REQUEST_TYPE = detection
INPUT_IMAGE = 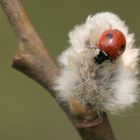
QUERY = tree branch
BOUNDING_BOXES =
[0,0,116,140]
[0,0,59,96]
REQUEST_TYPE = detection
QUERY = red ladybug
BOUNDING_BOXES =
[97,29,126,60]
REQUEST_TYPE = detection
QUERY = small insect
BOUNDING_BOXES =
[94,29,126,64]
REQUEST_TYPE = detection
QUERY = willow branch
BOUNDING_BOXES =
[0,0,59,96]
[0,0,116,140]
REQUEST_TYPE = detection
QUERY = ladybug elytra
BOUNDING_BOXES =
[95,29,126,64]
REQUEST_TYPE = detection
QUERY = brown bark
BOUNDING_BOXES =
[0,0,116,140]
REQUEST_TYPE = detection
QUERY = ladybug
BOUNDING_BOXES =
[94,29,126,64]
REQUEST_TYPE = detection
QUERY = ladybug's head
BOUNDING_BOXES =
[94,29,126,64]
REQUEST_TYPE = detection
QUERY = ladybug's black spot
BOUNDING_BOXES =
[106,33,113,39]
[120,44,126,53]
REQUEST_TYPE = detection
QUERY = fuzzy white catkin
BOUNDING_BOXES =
[55,12,139,114]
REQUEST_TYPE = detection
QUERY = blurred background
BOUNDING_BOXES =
[0,0,140,140]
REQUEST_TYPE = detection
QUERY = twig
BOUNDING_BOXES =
[0,0,116,140]
[0,0,59,96]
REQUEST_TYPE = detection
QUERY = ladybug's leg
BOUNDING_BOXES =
[94,50,110,64]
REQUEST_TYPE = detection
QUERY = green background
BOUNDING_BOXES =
[0,0,140,140]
